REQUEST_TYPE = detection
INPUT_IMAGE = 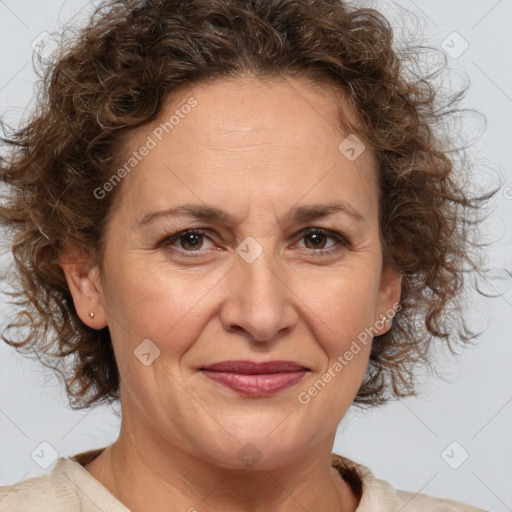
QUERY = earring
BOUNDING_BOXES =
[89,311,95,318]
[379,314,387,322]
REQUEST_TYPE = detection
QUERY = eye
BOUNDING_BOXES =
[159,229,213,253]
[158,227,350,257]
[294,228,350,256]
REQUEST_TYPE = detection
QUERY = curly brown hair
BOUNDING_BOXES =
[0,0,497,410]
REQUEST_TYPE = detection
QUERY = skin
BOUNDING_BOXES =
[59,75,402,512]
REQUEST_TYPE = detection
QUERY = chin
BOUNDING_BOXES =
[194,428,309,471]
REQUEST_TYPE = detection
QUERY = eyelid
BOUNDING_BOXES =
[158,227,351,256]
[298,227,351,250]
[158,228,216,256]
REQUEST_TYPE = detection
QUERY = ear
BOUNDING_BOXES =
[373,264,403,336]
[58,244,107,329]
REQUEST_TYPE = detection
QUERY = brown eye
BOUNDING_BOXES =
[158,227,349,258]
[303,231,330,250]
[178,231,204,251]
[296,228,349,255]
[159,229,214,253]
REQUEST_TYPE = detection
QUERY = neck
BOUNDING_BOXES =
[84,426,360,512]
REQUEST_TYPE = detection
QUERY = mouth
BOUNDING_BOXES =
[200,360,311,397]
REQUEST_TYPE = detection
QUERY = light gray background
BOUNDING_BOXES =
[0,1,511,510]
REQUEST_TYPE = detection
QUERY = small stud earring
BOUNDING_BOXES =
[89,311,95,318]
[379,314,387,322]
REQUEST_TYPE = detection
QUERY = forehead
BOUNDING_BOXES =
[111,75,379,226]
[160,74,360,146]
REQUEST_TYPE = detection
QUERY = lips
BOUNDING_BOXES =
[201,360,308,373]
[200,360,310,396]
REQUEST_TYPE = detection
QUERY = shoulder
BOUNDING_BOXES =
[0,453,97,512]
[0,468,76,512]
[393,488,487,511]
[0,449,129,512]
[331,453,487,512]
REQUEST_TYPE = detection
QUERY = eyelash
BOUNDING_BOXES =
[158,228,350,257]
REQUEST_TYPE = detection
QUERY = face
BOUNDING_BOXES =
[62,75,401,470]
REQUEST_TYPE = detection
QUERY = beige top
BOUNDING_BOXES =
[0,448,485,511]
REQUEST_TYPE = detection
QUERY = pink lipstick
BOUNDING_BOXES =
[200,360,309,397]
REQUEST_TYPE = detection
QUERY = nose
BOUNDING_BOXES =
[219,249,298,343]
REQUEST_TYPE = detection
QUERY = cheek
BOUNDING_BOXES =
[299,275,375,412]
[103,254,225,355]
[293,266,380,346]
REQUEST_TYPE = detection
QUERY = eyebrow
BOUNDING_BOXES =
[138,201,365,228]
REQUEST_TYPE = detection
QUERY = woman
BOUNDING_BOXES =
[0,0,495,510]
